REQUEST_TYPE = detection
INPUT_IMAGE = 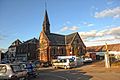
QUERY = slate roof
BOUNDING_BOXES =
[65,32,77,44]
[87,44,120,52]
[24,37,39,44]
[41,10,85,47]
[46,32,78,45]
[9,39,22,48]
[9,38,39,49]
[47,33,65,45]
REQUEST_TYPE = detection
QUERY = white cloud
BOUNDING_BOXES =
[63,21,71,26]
[114,14,120,18]
[69,26,79,31]
[83,22,94,27]
[79,26,120,46]
[60,26,69,32]
[107,27,120,35]
[79,30,97,39]
[60,26,79,32]
[85,39,120,47]
[95,7,120,18]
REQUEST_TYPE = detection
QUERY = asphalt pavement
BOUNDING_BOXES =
[33,61,120,80]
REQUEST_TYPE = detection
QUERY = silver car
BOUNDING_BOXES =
[0,64,28,80]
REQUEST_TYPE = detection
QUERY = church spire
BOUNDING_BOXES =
[42,10,50,34]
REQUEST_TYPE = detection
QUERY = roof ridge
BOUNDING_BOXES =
[70,32,78,44]
[50,33,65,36]
[65,32,78,45]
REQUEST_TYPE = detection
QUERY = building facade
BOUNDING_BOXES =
[16,38,39,61]
[39,10,86,63]
[8,39,22,61]
[7,38,39,62]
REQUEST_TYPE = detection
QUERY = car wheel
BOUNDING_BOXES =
[19,78,24,80]
[11,76,17,80]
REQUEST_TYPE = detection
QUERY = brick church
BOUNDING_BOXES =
[39,10,86,63]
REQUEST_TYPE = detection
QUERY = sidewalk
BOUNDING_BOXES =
[79,61,120,80]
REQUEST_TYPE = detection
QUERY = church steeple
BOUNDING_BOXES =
[42,10,50,34]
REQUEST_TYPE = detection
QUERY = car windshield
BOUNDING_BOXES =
[60,59,67,63]
[20,63,27,69]
[69,58,74,63]
[11,65,21,72]
[0,65,7,73]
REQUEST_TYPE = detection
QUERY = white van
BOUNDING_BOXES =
[52,58,76,69]
[57,56,83,66]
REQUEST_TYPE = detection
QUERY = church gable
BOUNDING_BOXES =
[69,32,86,56]
[65,32,77,45]
[39,31,49,49]
[71,32,85,47]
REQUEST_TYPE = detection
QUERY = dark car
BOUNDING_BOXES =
[19,62,37,78]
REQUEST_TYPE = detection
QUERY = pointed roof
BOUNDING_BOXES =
[43,10,50,26]
[65,32,77,44]
[9,39,22,48]
[24,37,39,44]
[42,10,50,34]
[12,39,22,45]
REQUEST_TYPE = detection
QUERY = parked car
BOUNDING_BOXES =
[83,57,93,63]
[52,58,76,69]
[0,63,28,80]
[19,62,37,78]
[32,60,41,68]
[1,60,10,64]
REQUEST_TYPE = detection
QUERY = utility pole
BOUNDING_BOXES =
[0,50,1,63]
[105,43,110,68]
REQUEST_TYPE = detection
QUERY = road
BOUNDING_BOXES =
[33,61,120,80]
[34,67,92,80]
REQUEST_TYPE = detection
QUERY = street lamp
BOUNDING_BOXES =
[105,43,110,68]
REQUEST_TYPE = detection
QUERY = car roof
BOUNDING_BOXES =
[0,63,20,66]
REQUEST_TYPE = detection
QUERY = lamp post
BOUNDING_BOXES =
[105,43,110,68]
[0,51,1,63]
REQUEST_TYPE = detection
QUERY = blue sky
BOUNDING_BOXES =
[0,0,120,49]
